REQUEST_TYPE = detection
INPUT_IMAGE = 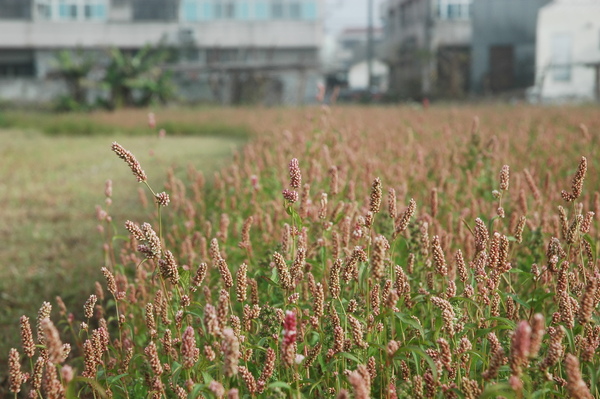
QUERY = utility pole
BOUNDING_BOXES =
[367,0,374,89]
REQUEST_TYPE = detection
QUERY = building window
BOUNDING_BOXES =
[302,1,316,20]
[238,1,249,19]
[224,1,235,18]
[214,1,222,18]
[0,51,35,77]
[255,1,268,19]
[84,1,107,20]
[551,32,572,82]
[37,3,52,19]
[182,0,198,21]
[289,1,301,19]
[213,0,235,19]
[271,0,283,18]
[437,0,471,20]
[58,1,77,19]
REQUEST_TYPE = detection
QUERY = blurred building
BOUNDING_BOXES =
[380,0,472,100]
[534,0,600,102]
[470,0,550,96]
[0,0,323,105]
[324,27,389,100]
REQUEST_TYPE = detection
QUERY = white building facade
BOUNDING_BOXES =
[0,0,324,105]
[535,0,600,102]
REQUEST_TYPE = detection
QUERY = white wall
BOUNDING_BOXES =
[0,20,321,49]
[536,1,600,101]
[348,59,388,90]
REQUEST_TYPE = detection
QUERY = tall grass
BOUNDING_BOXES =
[4,104,600,398]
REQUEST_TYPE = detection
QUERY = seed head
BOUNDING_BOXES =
[20,316,35,358]
[289,158,302,189]
[562,156,587,202]
[257,347,276,392]
[155,191,170,207]
[238,366,257,394]
[509,320,531,376]
[158,250,180,285]
[319,192,328,219]
[578,276,598,325]
[8,348,23,393]
[273,252,292,290]
[111,142,147,182]
[222,328,240,377]
[500,165,510,190]
[474,218,488,252]
[191,262,208,291]
[144,341,163,375]
[565,353,593,399]
[348,315,368,349]
[84,295,97,319]
[369,177,382,213]
[431,235,448,276]
[181,326,199,369]
[282,189,299,203]
[216,258,233,289]
[394,198,416,238]
[349,369,370,399]
[236,262,248,302]
[371,235,390,281]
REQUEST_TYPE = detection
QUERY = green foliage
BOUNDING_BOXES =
[52,49,96,111]
[102,45,176,109]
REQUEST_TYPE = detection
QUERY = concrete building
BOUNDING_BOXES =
[380,0,472,100]
[0,0,323,105]
[324,27,388,93]
[534,0,600,102]
[470,0,550,96]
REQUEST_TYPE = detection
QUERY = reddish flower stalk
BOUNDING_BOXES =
[561,156,587,202]
[181,326,199,369]
[8,348,23,393]
[289,158,302,189]
[565,353,593,399]
[282,310,298,366]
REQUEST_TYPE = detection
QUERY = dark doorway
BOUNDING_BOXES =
[437,46,470,98]
[489,45,514,92]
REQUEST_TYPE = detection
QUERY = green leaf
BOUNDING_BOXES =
[449,295,483,310]
[506,293,531,310]
[396,313,425,337]
[583,233,597,260]
[397,346,438,381]
[338,352,361,363]
[478,382,516,399]
[487,316,517,330]
[190,383,206,398]
[107,373,129,384]
[531,388,556,398]
[268,381,292,391]
[202,371,214,384]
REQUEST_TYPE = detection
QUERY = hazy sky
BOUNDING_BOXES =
[324,0,386,35]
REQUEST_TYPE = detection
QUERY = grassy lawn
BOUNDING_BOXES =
[0,127,245,363]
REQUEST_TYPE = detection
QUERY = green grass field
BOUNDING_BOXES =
[0,126,246,372]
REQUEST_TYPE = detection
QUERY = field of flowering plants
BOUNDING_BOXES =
[4,104,600,398]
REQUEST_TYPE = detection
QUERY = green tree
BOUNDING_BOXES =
[103,45,175,109]
[53,49,95,110]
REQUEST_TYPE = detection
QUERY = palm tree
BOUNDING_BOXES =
[103,45,175,109]
[53,50,95,105]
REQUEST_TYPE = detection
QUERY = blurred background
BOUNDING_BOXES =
[0,0,599,108]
